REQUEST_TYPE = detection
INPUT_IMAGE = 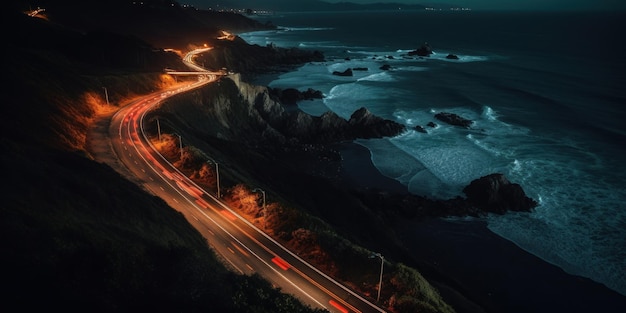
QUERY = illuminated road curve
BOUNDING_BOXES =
[107,49,387,313]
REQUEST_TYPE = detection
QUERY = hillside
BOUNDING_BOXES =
[203,0,425,12]
[2,3,325,313]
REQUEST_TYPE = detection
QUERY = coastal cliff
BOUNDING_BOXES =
[154,73,408,145]
[198,37,325,79]
[152,72,537,217]
[148,69,538,312]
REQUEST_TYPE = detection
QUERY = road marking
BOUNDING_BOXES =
[232,243,249,257]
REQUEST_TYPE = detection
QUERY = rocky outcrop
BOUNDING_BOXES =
[463,173,538,214]
[159,75,406,146]
[356,173,537,220]
[408,42,433,57]
[434,112,473,128]
[280,107,406,143]
[332,68,353,76]
[414,125,427,133]
[349,107,407,139]
[197,38,325,77]
[446,54,459,60]
[282,111,348,143]
[269,87,324,105]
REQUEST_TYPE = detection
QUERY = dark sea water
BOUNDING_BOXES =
[240,10,626,296]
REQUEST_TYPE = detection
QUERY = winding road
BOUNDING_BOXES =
[106,49,386,313]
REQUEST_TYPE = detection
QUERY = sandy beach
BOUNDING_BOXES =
[336,140,626,313]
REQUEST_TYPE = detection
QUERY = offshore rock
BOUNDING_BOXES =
[435,112,473,128]
[463,173,538,214]
[408,42,433,57]
[332,68,353,76]
[414,125,427,133]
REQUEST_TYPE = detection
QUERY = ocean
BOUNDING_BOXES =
[240,9,626,296]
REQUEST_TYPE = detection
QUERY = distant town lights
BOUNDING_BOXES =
[425,7,472,11]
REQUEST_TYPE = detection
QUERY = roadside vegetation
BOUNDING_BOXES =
[152,134,456,313]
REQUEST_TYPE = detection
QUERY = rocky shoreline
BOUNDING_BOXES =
[149,35,626,313]
[335,141,626,313]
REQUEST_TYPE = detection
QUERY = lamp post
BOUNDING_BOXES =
[156,118,161,142]
[103,87,109,105]
[370,252,384,303]
[174,133,183,159]
[252,188,266,228]
[207,159,220,198]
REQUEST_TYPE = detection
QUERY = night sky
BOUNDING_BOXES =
[326,0,626,11]
[188,0,626,11]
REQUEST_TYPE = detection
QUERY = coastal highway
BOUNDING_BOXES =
[107,50,386,313]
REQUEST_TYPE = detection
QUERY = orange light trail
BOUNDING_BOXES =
[271,257,291,271]
[329,299,349,313]
[220,210,237,221]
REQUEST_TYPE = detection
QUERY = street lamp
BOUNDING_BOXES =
[173,133,183,159]
[369,252,384,303]
[103,87,109,105]
[156,118,162,142]
[252,188,266,228]
[207,159,220,198]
